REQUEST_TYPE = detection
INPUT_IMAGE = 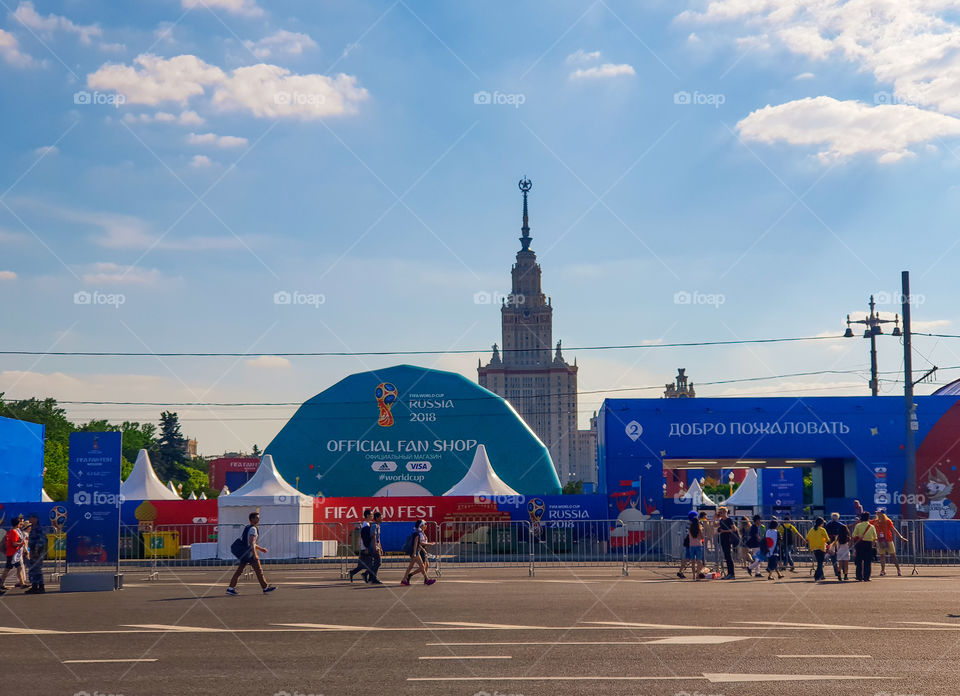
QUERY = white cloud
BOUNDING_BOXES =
[212,64,368,119]
[569,63,636,80]
[912,319,951,332]
[0,270,17,281]
[182,0,263,18]
[0,28,32,66]
[87,53,368,119]
[565,49,602,64]
[245,355,292,369]
[243,30,316,59]
[81,262,165,286]
[678,1,960,129]
[190,154,212,168]
[123,110,205,126]
[12,1,101,44]
[736,96,960,162]
[33,145,58,156]
[795,71,815,80]
[88,54,225,105]
[187,132,248,148]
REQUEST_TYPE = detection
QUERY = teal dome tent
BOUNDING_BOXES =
[265,365,561,497]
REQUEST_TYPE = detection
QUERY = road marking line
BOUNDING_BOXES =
[776,655,871,659]
[899,621,960,627]
[425,622,550,630]
[643,636,747,645]
[583,621,700,630]
[0,627,63,634]
[733,621,859,630]
[419,656,511,660]
[409,676,702,682]
[426,642,655,646]
[704,673,890,683]
[63,659,158,664]
[122,624,224,632]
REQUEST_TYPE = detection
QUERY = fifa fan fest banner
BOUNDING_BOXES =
[67,432,122,565]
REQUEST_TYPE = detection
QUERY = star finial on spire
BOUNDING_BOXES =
[518,177,532,250]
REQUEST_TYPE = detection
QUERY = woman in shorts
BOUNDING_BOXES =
[687,514,705,581]
[401,520,437,586]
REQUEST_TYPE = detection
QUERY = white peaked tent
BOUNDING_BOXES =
[442,444,520,497]
[220,485,230,496]
[679,478,716,507]
[41,489,53,503]
[120,449,181,501]
[166,481,180,498]
[217,454,318,559]
[199,492,207,500]
[187,491,198,500]
[725,469,759,507]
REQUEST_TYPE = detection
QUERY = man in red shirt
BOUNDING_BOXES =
[0,516,25,595]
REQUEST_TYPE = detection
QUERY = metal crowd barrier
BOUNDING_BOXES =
[34,517,960,581]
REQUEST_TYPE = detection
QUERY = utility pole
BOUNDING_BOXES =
[903,271,917,519]
[844,296,901,396]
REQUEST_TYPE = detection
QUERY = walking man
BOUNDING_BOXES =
[25,513,46,594]
[0,516,25,595]
[852,511,878,582]
[226,511,277,595]
[366,512,384,585]
[825,512,846,580]
[716,506,738,579]
[348,509,374,582]
[779,514,801,572]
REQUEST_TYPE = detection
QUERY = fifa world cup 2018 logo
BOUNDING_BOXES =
[375,382,398,427]
[527,498,545,537]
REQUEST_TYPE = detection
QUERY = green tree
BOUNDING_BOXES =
[154,411,189,482]
[562,480,584,495]
[252,444,261,456]
[119,421,157,464]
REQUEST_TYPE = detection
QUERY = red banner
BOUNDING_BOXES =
[314,496,507,525]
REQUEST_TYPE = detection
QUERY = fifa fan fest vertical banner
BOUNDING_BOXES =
[67,432,122,565]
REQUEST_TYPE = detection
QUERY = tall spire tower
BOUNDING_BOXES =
[478,178,597,486]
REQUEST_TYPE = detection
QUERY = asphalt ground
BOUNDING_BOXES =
[2,562,960,696]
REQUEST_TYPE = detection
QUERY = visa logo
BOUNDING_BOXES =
[406,461,432,472]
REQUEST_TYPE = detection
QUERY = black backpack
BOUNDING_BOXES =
[402,531,419,556]
[230,524,253,560]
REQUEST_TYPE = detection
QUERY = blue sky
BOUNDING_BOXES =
[3,0,960,454]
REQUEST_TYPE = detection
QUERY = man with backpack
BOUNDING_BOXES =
[348,509,374,583]
[825,512,850,581]
[778,514,801,572]
[0,516,25,595]
[25,513,47,594]
[226,511,277,595]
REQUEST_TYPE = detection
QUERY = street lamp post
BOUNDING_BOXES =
[844,295,901,396]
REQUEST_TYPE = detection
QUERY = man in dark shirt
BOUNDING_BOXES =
[348,509,374,582]
[824,512,848,581]
[366,512,384,585]
[716,506,738,579]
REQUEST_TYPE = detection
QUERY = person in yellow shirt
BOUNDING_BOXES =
[806,516,830,582]
[852,512,878,581]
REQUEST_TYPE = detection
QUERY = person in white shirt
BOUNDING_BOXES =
[764,519,784,580]
[227,511,277,595]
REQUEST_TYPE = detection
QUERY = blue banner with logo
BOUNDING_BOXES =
[67,432,122,566]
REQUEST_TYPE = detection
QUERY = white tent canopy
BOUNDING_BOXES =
[187,491,198,500]
[166,480,180,497]
[442,444,520,497]
[120,449,181,501]
[217,454,313,559]
[679,478,716,507]
[41,489,53,503]
[220,485,230,496]
[724,469,759,507]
